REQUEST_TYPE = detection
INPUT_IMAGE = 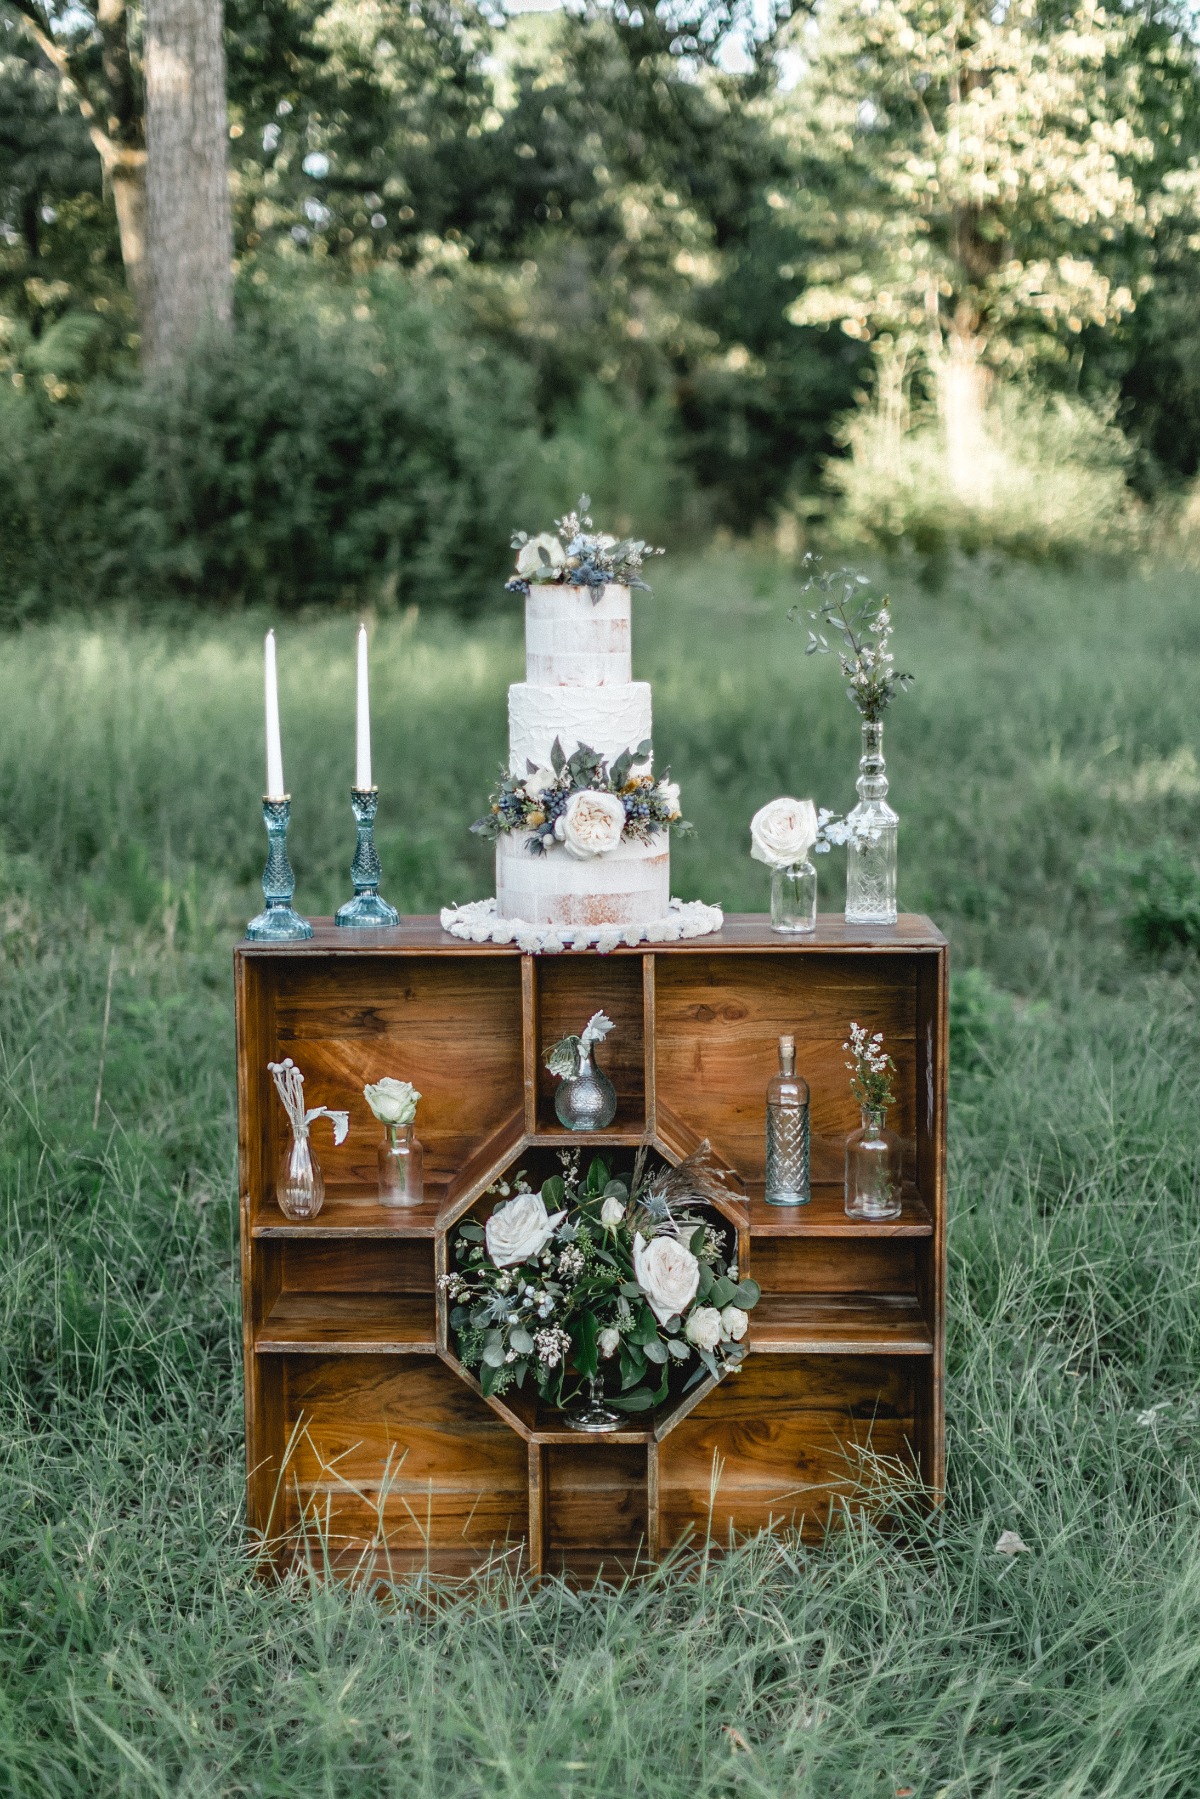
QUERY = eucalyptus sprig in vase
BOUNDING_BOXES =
[798,560,914,925]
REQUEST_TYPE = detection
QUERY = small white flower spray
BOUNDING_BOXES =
[268,1057,350,1145]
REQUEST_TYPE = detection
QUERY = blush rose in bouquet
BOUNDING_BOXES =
[441,1146,760,1414]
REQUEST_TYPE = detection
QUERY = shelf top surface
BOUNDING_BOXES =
[236,911,947,959]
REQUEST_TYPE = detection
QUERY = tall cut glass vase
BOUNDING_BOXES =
[845,720,898,926]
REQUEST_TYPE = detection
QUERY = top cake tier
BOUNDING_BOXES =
[525,583,631,687]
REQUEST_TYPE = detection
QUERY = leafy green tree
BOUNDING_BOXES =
[774,0,1155,494]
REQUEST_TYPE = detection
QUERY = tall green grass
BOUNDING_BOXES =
[1,553,1199,1795]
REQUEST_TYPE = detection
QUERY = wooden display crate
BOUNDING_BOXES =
[236,914,947,1581]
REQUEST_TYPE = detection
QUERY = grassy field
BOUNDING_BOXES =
[1,551,1199,1796]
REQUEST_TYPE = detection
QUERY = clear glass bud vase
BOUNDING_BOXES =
[845,720,898,925]
[277,1127,325,1221]
[555,1045,618,1132]
[770,860,817,934]
[378,1124,424,1207]
[844,1105,902,1220]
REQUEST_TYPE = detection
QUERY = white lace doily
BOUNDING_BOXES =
[439,897,724,954]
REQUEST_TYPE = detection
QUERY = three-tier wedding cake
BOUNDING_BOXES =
[442,502,721,950]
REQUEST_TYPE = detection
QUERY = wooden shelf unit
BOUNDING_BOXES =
[236,912,947,1580]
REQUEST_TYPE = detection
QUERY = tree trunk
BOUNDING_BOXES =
[143,0,232,367]
[107,147,150,335]
[937,321,992,505]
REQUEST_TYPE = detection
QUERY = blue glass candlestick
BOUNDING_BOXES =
[246,797,313,942]
[335,787,399,928]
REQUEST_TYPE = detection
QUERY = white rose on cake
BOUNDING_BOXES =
[656,779,682,820]
[485,1192,566,1267]
[750,796,818,868]
[523,765,558,800]
[633,1231,700,1324]
[554,790,627,859]
[516,533,566,581]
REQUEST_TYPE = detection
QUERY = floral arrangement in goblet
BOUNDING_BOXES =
[545,1010,618,1131]
[750,796,853,934]
[843,1022,903,1221]
[364,1076,424,1207]
[472,735,688,860]
[441,1146,760,1431]
[505,495,663,598]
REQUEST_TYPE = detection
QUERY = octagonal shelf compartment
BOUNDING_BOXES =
[237,914,946,1582]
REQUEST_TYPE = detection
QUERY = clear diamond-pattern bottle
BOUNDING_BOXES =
[765,1033,810,1205]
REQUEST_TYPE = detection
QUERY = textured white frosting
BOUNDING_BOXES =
[508,682,652,775]
[525,584,631,687]
[496,831,670,926]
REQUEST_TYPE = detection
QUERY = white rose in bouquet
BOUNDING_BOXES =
[362,1077,421,1126]
[485,1192,566,1267]
[633,1231,700,1325]
[598,1327,621,1359]
[600,1195,626,1228]
[554,790,626,860]
[719,1304,749,1343]
[685,1306,723,1352]
[750,797,818,869]
[516,533,566,581]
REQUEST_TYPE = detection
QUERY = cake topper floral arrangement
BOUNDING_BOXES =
[506,496,664,598]
[442,1146,759,1411]
[472,735,688,858]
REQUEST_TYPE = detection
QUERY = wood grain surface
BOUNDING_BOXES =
[236,919,947,1573]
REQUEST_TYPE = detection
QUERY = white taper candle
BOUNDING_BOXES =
[264,630,285,800]
[355,623,372,790]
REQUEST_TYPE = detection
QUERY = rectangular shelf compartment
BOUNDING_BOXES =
[742,1183,931,1237]
[750,1293,933,1355]
[256,1291,436,1354]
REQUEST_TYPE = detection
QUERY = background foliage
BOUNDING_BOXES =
[10,0,1200,599]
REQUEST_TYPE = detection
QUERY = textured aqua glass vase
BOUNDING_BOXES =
[247,798,313,942]
[335,787,399,928]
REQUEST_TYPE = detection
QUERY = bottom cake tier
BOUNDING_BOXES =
[496,831,670,927]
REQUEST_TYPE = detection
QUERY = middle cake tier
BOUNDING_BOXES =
[507,681,653,775]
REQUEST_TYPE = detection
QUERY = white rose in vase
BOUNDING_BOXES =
[516,533,567,581]
[719,1304,749,1343]
[750,797,818,869]
[485,1192,566,1267]
[554,790,626,860]
[599,1195,626,1229]
[632,1231,700,1325]
[598,1327,621,1359]
[685,1306,723,1352]
[362,1077,421,1127]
